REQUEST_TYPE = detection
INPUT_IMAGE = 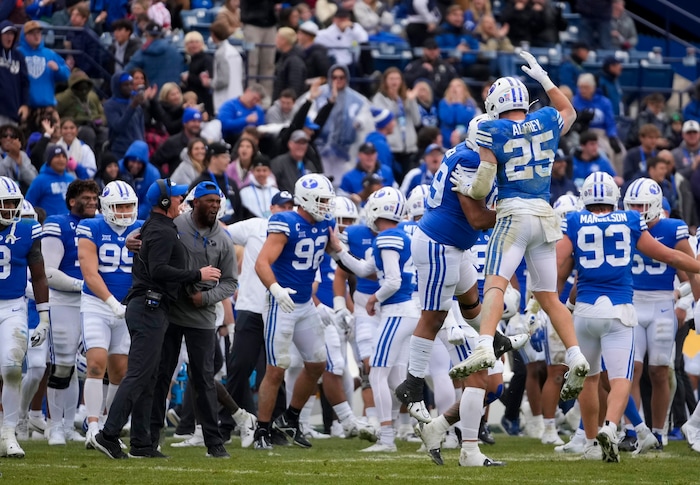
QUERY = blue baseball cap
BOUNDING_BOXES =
[193,181,221,199]
[424,143,445,156]
[183,107,203,124]
[146,179,189,207]
[271,190,294,206]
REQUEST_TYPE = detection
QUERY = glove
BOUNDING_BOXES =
[316,303,334,327]
[520,50,555,90]
[270,283,297,313]
[610,136,622,154]
[332,296,354,333]
[450,165,473,196]
[530,325,545,352]
[106,295,126,319]
[31,311,50,347]
[447,323,468,346]
[525,297,541,315]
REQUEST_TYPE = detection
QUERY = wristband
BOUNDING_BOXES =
[333,296,347,312]
[565,299,575,312]
[540,77,555,92]
[36,302,50,312]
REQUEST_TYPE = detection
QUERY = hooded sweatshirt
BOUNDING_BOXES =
[18,28,70,108]
[0,20,29,122]
[55,69,106,126]
[117,141,160,220]
[25,160,76,216]
[169,211,238,329]
[104,72,145,159]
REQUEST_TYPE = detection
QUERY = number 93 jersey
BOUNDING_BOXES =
[0,219,42,299]
[419,142,489,250]
[476,107,563,201]
[76,215,144,302]
[631,218,688,291]
[564,209,647,306]
[269,211,333,304]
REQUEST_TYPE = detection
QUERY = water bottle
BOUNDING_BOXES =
[684,47,697,67]
[45,29,55,47]
[587,50,597,63]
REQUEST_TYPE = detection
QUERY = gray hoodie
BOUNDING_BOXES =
[169,212,238,329]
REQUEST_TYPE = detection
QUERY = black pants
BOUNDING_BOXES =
[150,323,223,448]
[225,310,286,417]
[672,322,697,428]
[502,351,527,422]
[103,297,168,449]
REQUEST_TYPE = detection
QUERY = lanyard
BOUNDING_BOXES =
[209,171,229,195]
[639,149,656,171]
[252,184,272,218]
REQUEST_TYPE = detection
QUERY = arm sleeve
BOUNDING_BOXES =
[374,249,401,303]
[42,236,83,291]
[337,249,377,278]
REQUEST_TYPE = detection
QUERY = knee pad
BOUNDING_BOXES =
[48,364,75,389]
[359,364,371,391]
[485,383,504,405]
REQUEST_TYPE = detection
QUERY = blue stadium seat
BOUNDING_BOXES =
[191,0,214,8]
[181,8,208,32]
[639,64,674,95]
[207,7,222,23]
[618,63,640,89]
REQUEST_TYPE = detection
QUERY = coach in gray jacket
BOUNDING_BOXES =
[148,180,238,459]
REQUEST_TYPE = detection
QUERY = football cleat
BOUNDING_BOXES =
[206,444,230,459]
[64,426,84,442]
[47,424,66,446]
[16,419,28,441]
[541,428,564,446]
[359,442,397,452]
[394,375,432,423]
[560,352,590,401]
[85,428,98,450]
[414,422,444,465]
[357,422,378,443]
[479,418,496,445]
[273,414,312,448]
[596,423,620,463]
[92,432,128,459]
[166,408,181,427]
[582,441,603,460]
[493,331,528,359]
[237,411,258,448]
[0,434,25,458]
[617,430,637,452]
[682,421,700,447]
[128,447,169,459]
[500,416,522,436]
[449,345,496,379]
[458,448,504,467]
[300,424,331,440]
[253,428,273,450]
[632,430,661,455]
[555,432,586,454]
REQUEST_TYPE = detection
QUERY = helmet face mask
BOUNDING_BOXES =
[294,174,336,222]
[364,187,406,233]
[465,113,490,150]
[553,194,582,219]
[334,196,359,231]
[0,176,23,225]
[100,181,139,227]
[406,184,430,220]
[580,172,620,208]
[623,177,663,223]
[485,77,530,120]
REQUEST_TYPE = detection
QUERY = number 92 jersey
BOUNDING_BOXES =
[476,107,563,201]
[0,219,42,299]
[631,218,688,291]
[76,215,144,302]
[269,211,334,304]
[564,209,647,306]
[419,142,488,250]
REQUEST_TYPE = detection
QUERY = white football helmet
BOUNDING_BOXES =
[0,176,23,225]
[100,181,139,227]
[502,284,521,321]
[295,174,335,222]
[465,113,490,151]
[364,187,406,233]
[20,199,37,221]
[553,194,581,219]
[484,77,530,120]
[406,184,430,220]
[580,172,620,208]
[334,196,359,230]
[623,177,663,223]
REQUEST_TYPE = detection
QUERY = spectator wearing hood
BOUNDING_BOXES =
[273,27,306,102]
[55,69,108,152]
[25,145,76,216]
[0,21,29,126]
[339,141,395,203]
[124,22,184,93]
[104,71,157,159]
[151,107,203,176]
[117,140,160,219]
[18,21,70,112]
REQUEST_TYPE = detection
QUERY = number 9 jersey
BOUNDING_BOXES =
[0,219,43,298]
[269,210,334,304]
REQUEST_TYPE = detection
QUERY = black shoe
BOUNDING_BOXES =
[270,428,290,446]
[206,444,230,458]
[273,414,312,448]
[493,331,513,359]
[394,374,424,406]
[128,447,169,458]
[479,418,496,445]
[618,430,637,452]
[254,427,273,450]
[93,432,128,460]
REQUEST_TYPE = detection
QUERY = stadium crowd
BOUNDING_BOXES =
[1,0,700,466]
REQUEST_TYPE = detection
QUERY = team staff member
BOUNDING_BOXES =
[92,179,221,459]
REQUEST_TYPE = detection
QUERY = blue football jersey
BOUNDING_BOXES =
[631,218,688,291]
[419,142,485,250]
[398,220,419,292]
[0,219,42,299]
[373,227,415,305]
[42,213,85,281]
[344,224,380,295]
[269,211,333,304]
[315,253,336,308]
[76,215,143,302]
[476,107,563,201]
[469,230,490,299]
[564,210,646,305]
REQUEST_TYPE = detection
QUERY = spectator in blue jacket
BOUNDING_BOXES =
[0,21,29,126]
[25,145,76,216]
[90,0,129,33]
[339,142,395,204]
[18,21,70,113]
[399,143,444,196]
[570,130,619,189]
[104,72,157,159]
[116,140,160,220]
[559,41,590,92]
[437,77,478,148]
[435,5,488,80]
[598,56,624,117]
[683,83,700,125]
[217,84,266,145]
[365,107,396,180]
[124,22,184,93]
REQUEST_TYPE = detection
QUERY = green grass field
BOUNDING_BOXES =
[1,434,697,485]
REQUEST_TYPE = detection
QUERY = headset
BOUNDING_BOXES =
[157,178,172,210]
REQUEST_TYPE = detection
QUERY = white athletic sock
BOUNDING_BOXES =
[398,412,410,426]
[459,387,485,442]
[379,425,395,446]
[232,408,248,427]
[432,415,450,434]
[365,407,377,419]
[544,417,556,432]
[407,336,434,379]
[454,387,462,401]
[63,372,79,430]
[1,369,21,429]
[106,383,119,414]
[465,314,481,332]
[369,367,393,423]
[28,410,43,420]
[84,378,104,420]
[333,401,354,424]
[476,335,493,350]
[20,366,45,418]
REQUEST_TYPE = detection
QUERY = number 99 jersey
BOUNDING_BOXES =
[269,211,334,304]
[76,215,144,302]
[476,106,563,201]
[563,209,647,306]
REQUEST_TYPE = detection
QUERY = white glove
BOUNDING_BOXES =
[520,50,555,90]
[332,296,354,333]
[447,324,468,346]
[525,297,541,315]
[31,311,50,347]
[450,165,473,196]
[270,283,296,313]
[106,295,126,319]
[316,303,334,327]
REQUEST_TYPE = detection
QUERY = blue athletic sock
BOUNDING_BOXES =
[624,395,643,427]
